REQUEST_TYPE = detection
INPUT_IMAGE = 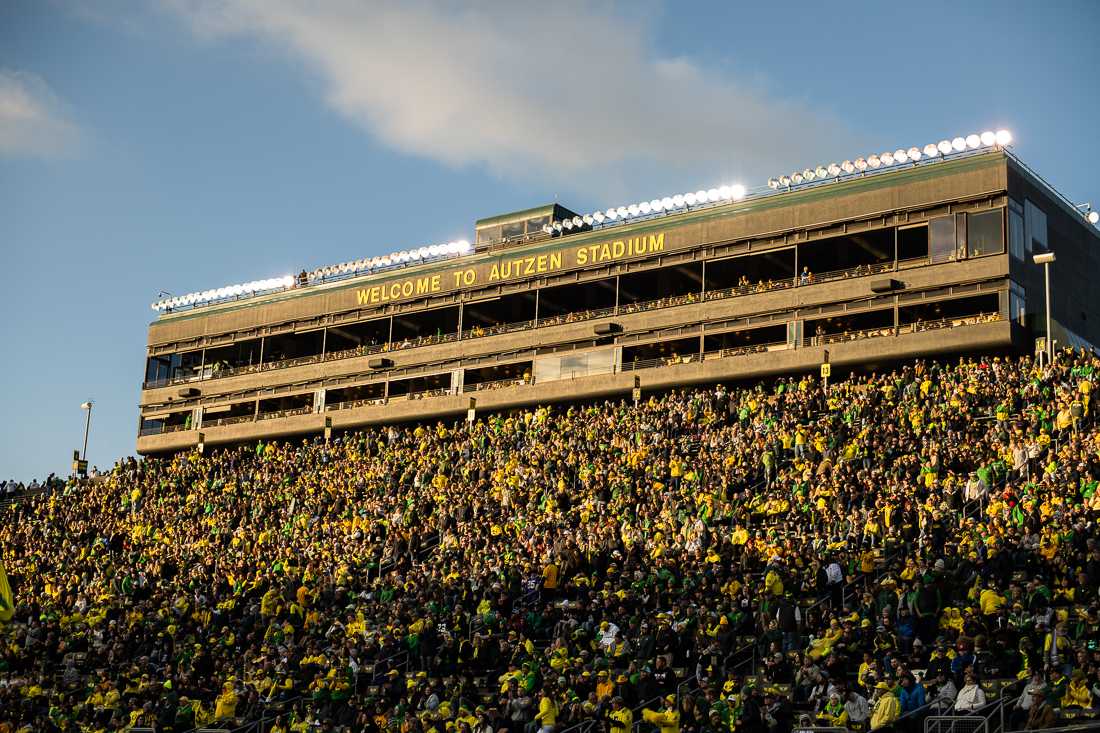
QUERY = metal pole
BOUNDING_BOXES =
[81,403,93,461]
[1044,262,1053,365]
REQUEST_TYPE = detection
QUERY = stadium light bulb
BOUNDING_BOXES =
[570,216,582,227]
[768,178,780,189]
[380,256,392,266]
[995,129,1012,146]
[717,186,732,200]
[695,190,708,202]
[923,143,939,158]
[815,166,828,179]
[867,155,881,169]
[593,211,606,223]
[827,163,841,177]
[616,206,629,218]
[684,192,697,205]
[894,149,908,163]
[650,199,664,211]
[951,137,967,152]
[639,201,652,214]
[803,168,816,181]
[966,134,981,149]
[730,184,746,200]
[582,214,594,225]
[661,197,674,209]
[778,175,791,187]
[627,204,640,217]
[1087,210,1099,225]
[791,172,804,184]
[563,219,574,230]
[980,131,996,147]
[605,208,618,220]
[854,158,868,172]
[419,246,431,258]
[907,147,922,161]
[706,188,720,202]
[841,160,855,174]
[881,152,895,166]
[458,240,471,253]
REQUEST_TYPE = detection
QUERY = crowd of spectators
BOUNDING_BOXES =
[2,350,1100,733]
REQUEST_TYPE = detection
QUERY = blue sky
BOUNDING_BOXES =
[1,0,1098,481]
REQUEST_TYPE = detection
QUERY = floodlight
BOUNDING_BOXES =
[841,160,855,174]
[684,192,697,205]
[706,188,720,202]
[582,214,594,225]
[894,149,908,163]
[410,250,422,261]
[995,129,1012,146]
[542,224,553,234]
[778,176,791,187]
[650,199,664,211]
[827,163,841,177]
[867,155,881,169]
[937,140,953,155]
[718,186,732,199]
[563,219,574,230]
[661,197,674,209]
[966,134,981,149]
[768,178,780,189]
[1087,210,1099,225]
[381,256,392,266]
[570,216,582,227]
[881,152,895,166]
[951,137,967,152]
[730,184,746,200]
[1032,252,1055,265]
[803,168,816,181]
[923,143,939,158]
[695,190,708,202]
[616,206,629,218]
[791,172,804,184]
[815,166,828,179]
[593,211,606,223]
[457,240,471,253]
[854,158,868,171]
[907,147,922,161]
[639,201,652,214]
[980,131,996,146]
[553,221,564,231]
[605,208,618,220]
[627,204,640,217]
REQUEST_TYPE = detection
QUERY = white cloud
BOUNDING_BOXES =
[164,0,858,194]
[0,70,81,158]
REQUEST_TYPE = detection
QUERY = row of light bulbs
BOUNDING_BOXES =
[769,130,1012,189]
[151,275,296,311]
[308,239,471,281]
[544,184,749,234]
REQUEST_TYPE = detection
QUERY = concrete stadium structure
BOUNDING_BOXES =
[137,147,1100,454]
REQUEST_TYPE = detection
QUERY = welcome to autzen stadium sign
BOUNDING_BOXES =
[354,231,667,306]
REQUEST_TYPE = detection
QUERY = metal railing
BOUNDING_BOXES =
[464,376,532,392]
[256,405,313,421]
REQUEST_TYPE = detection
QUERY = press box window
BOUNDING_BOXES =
[967,210,1004,258]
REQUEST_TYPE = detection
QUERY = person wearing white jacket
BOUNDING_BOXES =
[954,674,987,713]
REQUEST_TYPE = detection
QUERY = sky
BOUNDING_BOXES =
[1,0,1098,481]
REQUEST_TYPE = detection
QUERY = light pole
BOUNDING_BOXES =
[1032,252,1055,366]
[80,401,93,461]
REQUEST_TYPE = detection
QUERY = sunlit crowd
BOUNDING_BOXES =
[2,350,1100,733]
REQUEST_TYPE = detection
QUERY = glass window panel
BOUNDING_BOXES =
[501,222,525,239]
[968,210,1004,257]
[1009,203,1025,260]
[929,216,956,263]
[526,215,550,234]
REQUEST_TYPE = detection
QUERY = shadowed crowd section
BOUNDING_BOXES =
[4,349,1100,733]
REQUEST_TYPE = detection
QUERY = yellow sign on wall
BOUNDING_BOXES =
[354,232,666,307]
